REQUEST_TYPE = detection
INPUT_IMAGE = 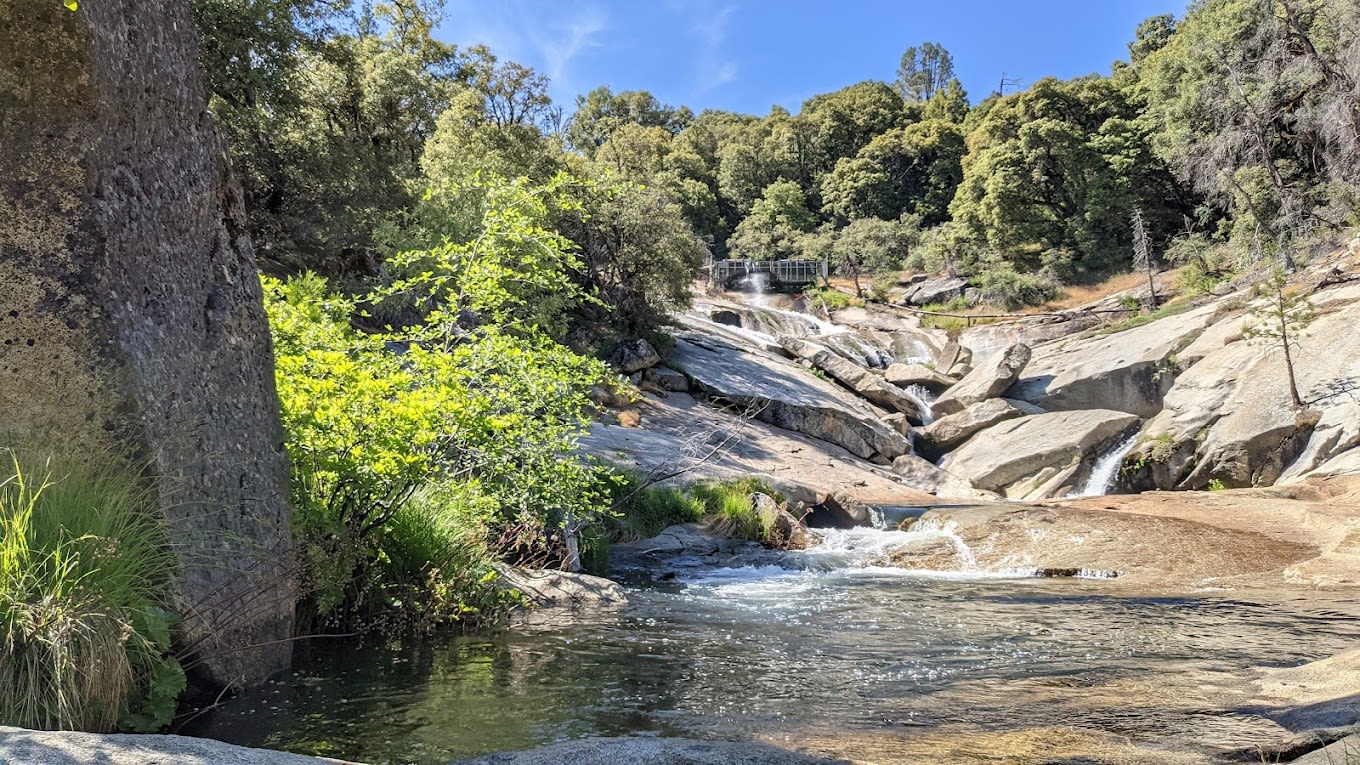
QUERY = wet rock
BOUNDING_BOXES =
[454,737,848,764]
[779,336,930,420]
[1006,303,1219,417]
[916,399,1030,458]
[493,565,628,609]
[884,363,956,392]
[608,338,662,373]
[670,339,912,462]
[752,492,813,550]
[890,503,1317,586]
[932,343,1032,416]
[940,409,1139,497]
[804,494,873,529]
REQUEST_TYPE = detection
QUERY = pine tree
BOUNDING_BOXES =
[1243,269,1315,408]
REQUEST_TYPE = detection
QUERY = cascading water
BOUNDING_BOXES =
[737,270,772,308]
[898,383,937,425]
[1068,434,1139,498]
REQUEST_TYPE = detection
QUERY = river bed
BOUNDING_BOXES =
[185,527,1360,764]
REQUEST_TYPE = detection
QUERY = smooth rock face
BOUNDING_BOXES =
[932,343,1032,416]
[883,363,957,391]
[941,409,1139,496]
[890,454,981,496]
[1006,303,1219,417]
[1133,290,1360,489]
[0,1,292,686]
[454,737,847,764]
[916,399,1030,457]
[671,338,911,462]
[0,727,353,765]
[779,336,928,420]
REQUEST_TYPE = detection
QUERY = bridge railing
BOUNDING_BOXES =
[711,258,828,286]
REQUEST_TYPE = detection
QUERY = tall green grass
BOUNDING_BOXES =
[0,452,182,732]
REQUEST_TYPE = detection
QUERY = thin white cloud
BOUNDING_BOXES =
[696,59,738,95]
[531,6,608,84]
[692,5,736,48]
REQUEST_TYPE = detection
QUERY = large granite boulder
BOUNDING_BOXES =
[890,454,987,498]
[779,336,929,420]
[607,338,662,373]
[932,343,1032,416]
[1128,283,1360,490]
[1006,303,1220,417]
[915,399,1032,458]
[902,275,968,306]
[884,363,957,392]
[0,1,291,687]
[940,410,1140,497]
[494,566,628,609]
[670,338,911,463]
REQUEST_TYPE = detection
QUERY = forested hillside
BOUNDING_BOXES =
[196,0,1359,311]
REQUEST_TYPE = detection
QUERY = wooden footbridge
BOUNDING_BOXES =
[710,258,828,289]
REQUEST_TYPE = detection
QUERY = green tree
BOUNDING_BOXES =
[728,180,818,260]
[566,85,692,156]
[895,42,956,102]
[1243,268,1315,407]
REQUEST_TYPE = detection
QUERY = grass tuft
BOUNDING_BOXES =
[0,451,182,732]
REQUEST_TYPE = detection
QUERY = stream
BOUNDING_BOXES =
[186,294,1360,763]
[186,525,1360,764]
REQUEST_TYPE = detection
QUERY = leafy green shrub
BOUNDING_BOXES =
[267,271,612,629]
[0,453,182,732]
[804,285,851,312]
[974,265,1059,309]
[604,472,705,540]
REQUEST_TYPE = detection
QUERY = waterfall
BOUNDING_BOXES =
[737,271,772,307]
[898,384,936,425]
[1068,435,1139,498]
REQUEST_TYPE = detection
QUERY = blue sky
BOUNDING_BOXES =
[436,1,1189,117]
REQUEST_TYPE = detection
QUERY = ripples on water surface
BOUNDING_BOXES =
[186,531,1360,764]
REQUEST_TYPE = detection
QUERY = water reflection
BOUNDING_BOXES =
[185,568,1360,765]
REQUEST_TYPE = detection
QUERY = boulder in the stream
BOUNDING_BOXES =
[884,363,957,392]
[916,399,1031,458]
[494,565,628,609]
[932,343,1032,416]
[779,336,930,421]
[890,454,983,497]
[940,409,1140,498]
[803,493,873,529]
